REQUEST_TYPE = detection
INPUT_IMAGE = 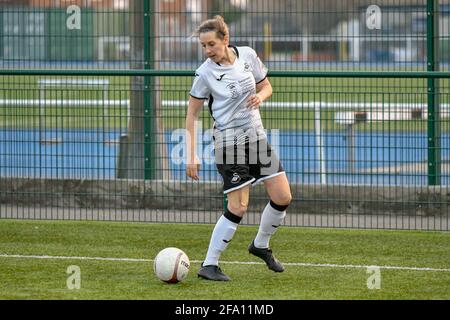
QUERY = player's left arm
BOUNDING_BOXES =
[247,78,272,109]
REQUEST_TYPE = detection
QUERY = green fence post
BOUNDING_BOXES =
[427,0,441,185]
[223,195,228,213]
[144,0,155,180]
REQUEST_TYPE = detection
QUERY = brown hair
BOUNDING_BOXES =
[195,15,229,40]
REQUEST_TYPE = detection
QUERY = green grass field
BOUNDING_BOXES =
[0,219,448,300]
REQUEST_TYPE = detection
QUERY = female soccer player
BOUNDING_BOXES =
[186,16,292,281]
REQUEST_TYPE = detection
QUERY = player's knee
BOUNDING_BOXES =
[227,203,248,217]
[272,192,292,207]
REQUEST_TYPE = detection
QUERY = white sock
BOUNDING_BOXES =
[203,212,240,266]
[254,201,287,249]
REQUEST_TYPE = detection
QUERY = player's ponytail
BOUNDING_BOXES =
[195,15,229,40]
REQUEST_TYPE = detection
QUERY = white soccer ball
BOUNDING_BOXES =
[153,247,190,283]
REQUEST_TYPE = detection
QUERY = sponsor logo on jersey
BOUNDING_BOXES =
[226,82,240,99]
[216,73,226,81]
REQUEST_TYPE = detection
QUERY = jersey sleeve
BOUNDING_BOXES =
[249,48,268,84]
[189,72,210,100]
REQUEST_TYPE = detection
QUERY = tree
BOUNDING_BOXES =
[117,0,145,179]
[117,1,168,180]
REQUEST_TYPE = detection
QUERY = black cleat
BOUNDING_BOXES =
[198,264,231,281]
[248,241,284,272]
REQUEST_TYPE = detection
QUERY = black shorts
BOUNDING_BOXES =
[215,138,285,194]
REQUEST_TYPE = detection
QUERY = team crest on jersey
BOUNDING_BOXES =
[226,82,240,99]
[243,62,251,72]
[231,173,241,184]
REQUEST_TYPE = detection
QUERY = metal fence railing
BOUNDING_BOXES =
[0,0,449,231]
[1,1,449,70]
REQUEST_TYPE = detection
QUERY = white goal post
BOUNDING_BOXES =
[37,79,113,144]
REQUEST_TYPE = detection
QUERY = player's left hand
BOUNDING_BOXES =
[246,94,262,109]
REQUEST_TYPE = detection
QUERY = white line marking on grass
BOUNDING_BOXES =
[0,254,150,263]
[0,254,449,273]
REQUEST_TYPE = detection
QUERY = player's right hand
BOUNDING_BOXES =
[186,156,201,181]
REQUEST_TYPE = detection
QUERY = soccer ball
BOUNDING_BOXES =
[153,247,190,283]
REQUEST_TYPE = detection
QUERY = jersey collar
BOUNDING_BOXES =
[215,45,239,66]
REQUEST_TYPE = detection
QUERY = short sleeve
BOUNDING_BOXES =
[250,49,268,84]
[190,73,210,100]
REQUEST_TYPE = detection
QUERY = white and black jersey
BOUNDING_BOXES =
[190,46,268,148]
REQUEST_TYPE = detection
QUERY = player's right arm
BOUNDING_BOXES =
[185,96,204,181]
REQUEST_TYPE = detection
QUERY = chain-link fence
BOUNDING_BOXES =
[0,0,449,230]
